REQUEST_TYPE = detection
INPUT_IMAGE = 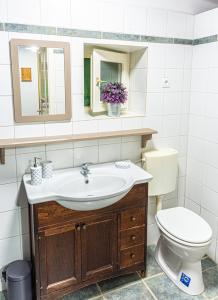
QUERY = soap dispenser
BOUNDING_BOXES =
[30,157,42,185]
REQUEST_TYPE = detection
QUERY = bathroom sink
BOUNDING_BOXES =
[23,162,153,211]
[53,170,133,210]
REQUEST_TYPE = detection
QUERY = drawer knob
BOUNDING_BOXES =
[131,235,136,241]
[75,224,81,231]
[131,216,136,221]
[130,253,136,259]
[82,224,86,230]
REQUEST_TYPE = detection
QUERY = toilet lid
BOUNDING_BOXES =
[156,207,212,244]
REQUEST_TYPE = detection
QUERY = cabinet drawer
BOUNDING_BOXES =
[120,244,144,269]
[120,226,145,250]
[120,207,145,230]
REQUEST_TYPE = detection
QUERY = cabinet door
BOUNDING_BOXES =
[38,222,81,296]
[81,214,117,281]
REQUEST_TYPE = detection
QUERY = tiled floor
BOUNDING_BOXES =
[1,245,218,300]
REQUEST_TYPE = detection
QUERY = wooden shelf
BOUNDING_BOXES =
[0,128,157,164]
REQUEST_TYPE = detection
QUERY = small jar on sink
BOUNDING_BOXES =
[42,161,53,179]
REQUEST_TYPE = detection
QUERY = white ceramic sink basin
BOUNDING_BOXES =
[53,170,133,210]
[23,162,153,211]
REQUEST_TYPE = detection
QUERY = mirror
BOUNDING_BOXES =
[10,39,71,122]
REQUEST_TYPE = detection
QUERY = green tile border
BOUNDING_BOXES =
[57,27,101,39]
[102,31,140,41]
[5,23,56,35]
[1,22,218,46]
[173,38,193,45]
[193,35,218,45]
[141,35,174,44]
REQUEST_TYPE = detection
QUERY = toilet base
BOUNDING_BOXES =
[155,235,204,296]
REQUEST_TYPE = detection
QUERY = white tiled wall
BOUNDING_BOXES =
[186,8,218,262]
[194,8,218,39]
[0,0,194,290]
[2,0,194,38]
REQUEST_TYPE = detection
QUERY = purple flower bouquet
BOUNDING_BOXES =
[101,82,128,117]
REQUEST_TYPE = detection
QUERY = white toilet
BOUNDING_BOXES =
[155,207,212,295]
[143,148,213,296]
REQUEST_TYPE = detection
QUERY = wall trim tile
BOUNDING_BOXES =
[1,22,215,46]
[173,38,193,45]
[5,23,56,35]
[193,35,218,45]
[102,32,141,41]
[57,27,101,39]
[141,35,174,44]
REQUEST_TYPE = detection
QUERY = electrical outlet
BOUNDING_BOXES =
[162,77,170,88]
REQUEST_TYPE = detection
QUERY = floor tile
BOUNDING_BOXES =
[60,284,101,300]
[203,266,218,299]
[201,256,217,271]
[1,244,218,300]
[145,273,205,300]
[0,292,6,300]
[98,273,141,293]
[146,245,162,277]
[103,282,154,300]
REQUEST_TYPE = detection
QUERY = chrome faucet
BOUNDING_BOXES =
[80,163,92,184]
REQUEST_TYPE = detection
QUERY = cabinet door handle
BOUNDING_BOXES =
[82,224,86,230]
[131,235,136,241]
[130,253,136,259]
[75,224,81,231]
[131,216,136,221]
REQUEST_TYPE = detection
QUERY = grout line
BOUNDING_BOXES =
[0,233,21,241]
[89,294,104,300]
[202,265,217,273]
[100,278,143,297]
[142,280,158,300]
[144,272,164,280]
[96,283,104,297]
[202,293,209,300]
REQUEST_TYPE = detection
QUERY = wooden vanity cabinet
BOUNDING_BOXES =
[30,183,148,300]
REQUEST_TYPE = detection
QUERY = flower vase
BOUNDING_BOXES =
[107,103,121,117]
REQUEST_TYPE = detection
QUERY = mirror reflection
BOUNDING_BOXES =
[18,46,65,116]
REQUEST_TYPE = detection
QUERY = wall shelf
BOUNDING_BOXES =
[0,128,157,164]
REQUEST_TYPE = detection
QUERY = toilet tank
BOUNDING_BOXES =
[143,148,178,197]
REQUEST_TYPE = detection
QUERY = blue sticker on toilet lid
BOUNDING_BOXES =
[180,273,191,287]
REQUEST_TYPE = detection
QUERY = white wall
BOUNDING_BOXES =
[194,8,218,38]
[186,9,218,263]
[0,0,194,290]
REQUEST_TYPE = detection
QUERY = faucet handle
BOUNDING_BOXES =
[81,162,93,169]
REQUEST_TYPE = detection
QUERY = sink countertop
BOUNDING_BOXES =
[23,161,153,205]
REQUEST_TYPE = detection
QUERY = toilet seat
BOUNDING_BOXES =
[156,207,212,246]
[156,218,211,247]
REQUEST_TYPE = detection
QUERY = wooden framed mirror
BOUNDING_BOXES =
[10,39,72,123]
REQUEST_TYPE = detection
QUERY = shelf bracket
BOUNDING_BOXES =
[141,134,152,149]
[0,148,5,165]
